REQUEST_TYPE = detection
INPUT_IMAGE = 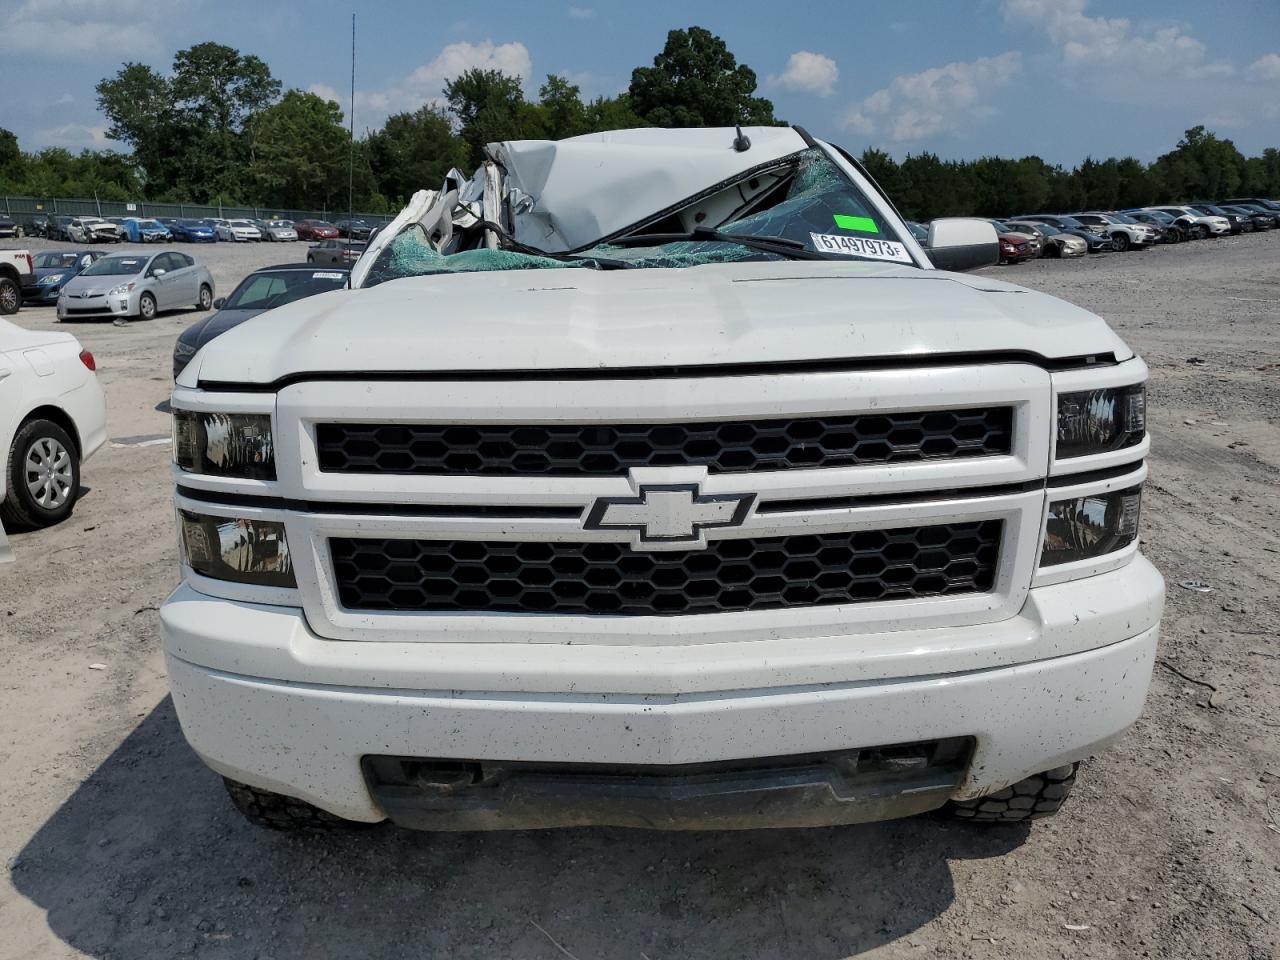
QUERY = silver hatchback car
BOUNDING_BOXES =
[57,251,215,323]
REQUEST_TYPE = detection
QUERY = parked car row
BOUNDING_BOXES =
[22,214,390,246]
[909,196,1280,266]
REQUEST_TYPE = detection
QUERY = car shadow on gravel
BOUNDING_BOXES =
[12,699,1029,960]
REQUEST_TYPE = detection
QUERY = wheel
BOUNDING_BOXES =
[222,778,369,833]
[946,763,1078,823]
[1,418,80,530]
[306,255,315,263]
[1195,225,1208,240]
[197,284,213,311]
[1111,232,1129,252]
[0,276,19,315]
[137,292,157,321]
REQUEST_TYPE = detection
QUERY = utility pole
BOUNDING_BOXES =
[348,12,356,228]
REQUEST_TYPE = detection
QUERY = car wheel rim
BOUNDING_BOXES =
[0,284,16,311]
[201,288,212,309]
[25,437,73,509]
[141,297,154,318]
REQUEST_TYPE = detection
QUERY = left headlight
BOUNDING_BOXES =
[173,410,276,479]
[179,510,295,586]
[1056,383,1145,459]
[108,281,136,296]
[38,273,65,286]
[1041,486,1142,566]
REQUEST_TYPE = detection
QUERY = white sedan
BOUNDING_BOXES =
[0,318,106,530]
[211,218,262,242]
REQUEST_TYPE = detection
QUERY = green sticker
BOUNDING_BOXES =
[833,213,878,233]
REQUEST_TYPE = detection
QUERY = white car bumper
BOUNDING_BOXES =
[163,556,1163,827]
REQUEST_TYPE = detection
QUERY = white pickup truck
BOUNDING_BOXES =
[163,127,1162,833]
[0,249,34,315]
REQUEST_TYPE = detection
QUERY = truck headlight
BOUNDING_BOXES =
[179,510,295,586]
[1056,383,1145,459]
[1041,486,1142,566]
[173,410,276,480]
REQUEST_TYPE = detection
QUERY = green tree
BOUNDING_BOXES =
[97,43,281,201]
[582,94,647,132]
[537,75,589,140]
[244,90,362,209]
[628,26,776,128]
[445,68,543,166]
[1149,125,1245,200]
[366,105,468,203]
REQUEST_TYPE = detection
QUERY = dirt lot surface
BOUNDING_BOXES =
[1,233,1277,960]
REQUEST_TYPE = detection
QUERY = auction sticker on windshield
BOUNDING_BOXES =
[809,233,913,263]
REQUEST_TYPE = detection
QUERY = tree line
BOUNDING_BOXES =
[1,26,1277,221]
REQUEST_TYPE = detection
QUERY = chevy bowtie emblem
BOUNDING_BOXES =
[584,483,755,548]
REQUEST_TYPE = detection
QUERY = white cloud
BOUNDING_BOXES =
[841,52,1022,142]
[34,123,110,149]
[567,6,595,19]
[55,92,75,106]
[768,52,839,97]
[1000,0,1280,131]
[1003,0,1233,80]
[1249,53,1280,81]
[6,0,181,56]
[312,40,532,131]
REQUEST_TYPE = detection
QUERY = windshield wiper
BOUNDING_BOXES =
[607,225,829,261]
[478,220,634,270]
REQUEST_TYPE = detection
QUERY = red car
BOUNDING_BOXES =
[295,219,339,241]
[997,231,1033,264]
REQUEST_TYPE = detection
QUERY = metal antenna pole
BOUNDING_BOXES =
[348,12,356,227]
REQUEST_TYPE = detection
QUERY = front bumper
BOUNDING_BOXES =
[163,556,1163,827]
[22,283,63,303]
[57,290,136,319]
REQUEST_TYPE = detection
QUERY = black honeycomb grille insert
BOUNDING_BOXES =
[329,521,1002,616]
[315,408,1013,477]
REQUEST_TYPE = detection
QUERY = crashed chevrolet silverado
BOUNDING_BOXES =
[164,127,1162,832]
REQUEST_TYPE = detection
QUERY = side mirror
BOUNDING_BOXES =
[153,268,166,276]
[212,297,226,309]
[925,218,1000,272]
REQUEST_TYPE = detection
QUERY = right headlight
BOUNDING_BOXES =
[173,410,276,479]
[1056,383,1145,459]
[1041,485,1142,566]
[179,510,295,586]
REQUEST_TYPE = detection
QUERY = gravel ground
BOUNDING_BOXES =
[1,233,1277,960]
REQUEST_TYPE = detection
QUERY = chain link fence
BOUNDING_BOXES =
[1,195,396,229]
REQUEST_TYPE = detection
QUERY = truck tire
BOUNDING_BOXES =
[222,778,371,833]
[946,763,1078,823]
[0,276,19,315]
[2,418,80,530]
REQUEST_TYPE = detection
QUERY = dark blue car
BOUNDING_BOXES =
[169,218,218,242]
[21,249,105,304]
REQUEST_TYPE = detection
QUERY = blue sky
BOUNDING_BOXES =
[5,0,1279,166]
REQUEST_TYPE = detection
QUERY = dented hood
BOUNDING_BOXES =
[492,126,809,252]
[186,260,1130,387]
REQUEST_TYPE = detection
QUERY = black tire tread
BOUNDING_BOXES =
[0,276,19,316]
[946,763,1078,823]
[222,778,368,833]
[1,419,79,530]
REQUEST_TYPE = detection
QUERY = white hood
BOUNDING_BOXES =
[184,260,1131,387]
[492,126,809,252]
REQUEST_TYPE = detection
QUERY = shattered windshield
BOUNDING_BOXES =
[361,145,915,287]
